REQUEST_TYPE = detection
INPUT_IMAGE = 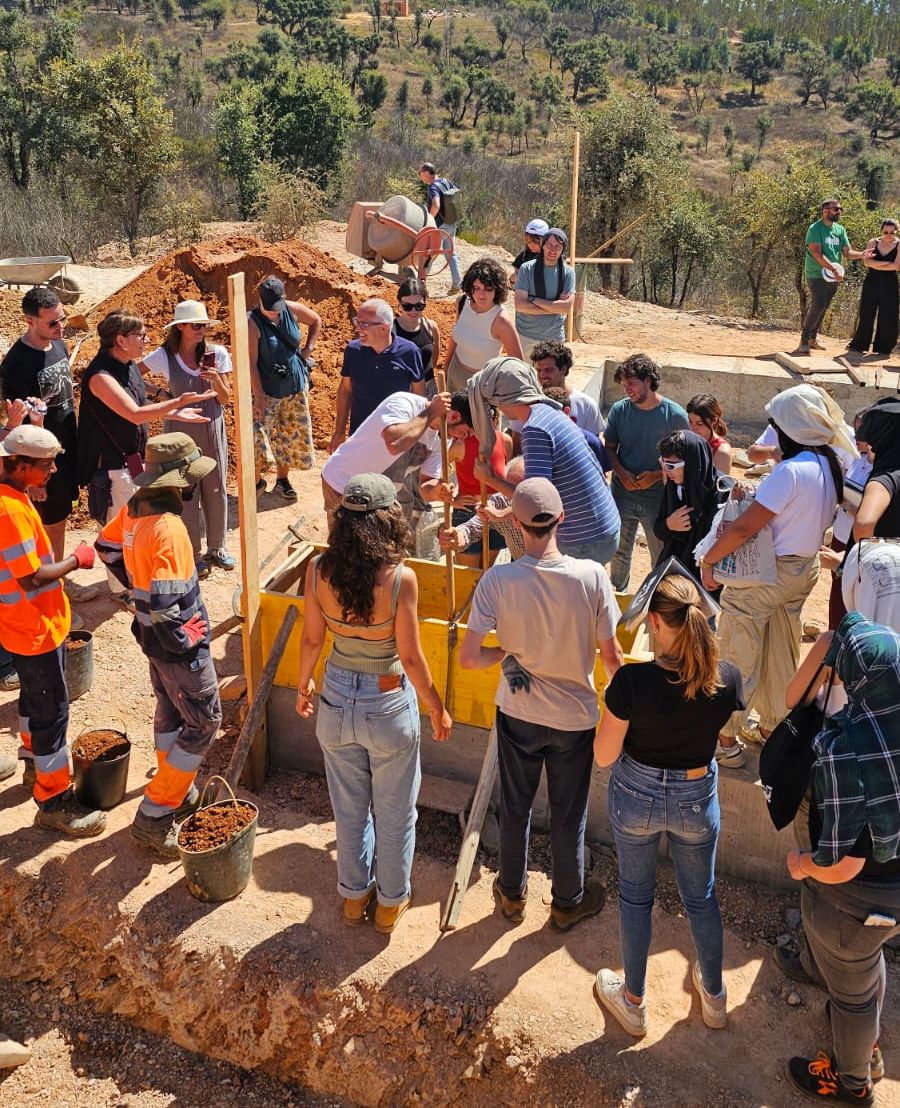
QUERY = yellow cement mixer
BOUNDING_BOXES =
[346,196,454,282]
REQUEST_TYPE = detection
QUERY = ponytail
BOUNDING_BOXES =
[649,575,721,700]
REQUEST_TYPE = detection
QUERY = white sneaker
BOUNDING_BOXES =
[714,740,745,769]
[594,969,648,1038]
[691,959,727,1029]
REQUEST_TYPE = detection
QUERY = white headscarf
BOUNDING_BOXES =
[765,384,857,457]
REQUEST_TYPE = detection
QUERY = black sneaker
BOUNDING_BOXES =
[35,787,106,838]
[255,478,267,496]
[773,942,825,987]
[787,1053,874,1104]
[550,875,606,932]
[195,559,210,580]
[275,477,298,501]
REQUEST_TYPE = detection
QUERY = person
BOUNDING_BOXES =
[445,390,509,566]
[514,228,576,358]
[593,573,744,1037]
[604,354,689,592]
[140,300,235,574]
[542,386,611,473]
[468,357,620,565]
[700,384,851,767]
[443,258,522,393]
[330,298,424,453]
[653,430,724,583]
[530,340,603,436]
[440,455,527,562]
[848,217,898,358]
[0,425,104,835]
[248,275,319,502]
[841,538,900,631]
[460,477,623,930]
[393,278,441,392]
[509,218,549,288]
[0,287,78,563]
[76,310,212,601]
[686,394,732,475]
[799,198,868,355]
[852,398,900,542]
[777,613,900,1105]
[321,391,452,538]
[418,161,462,293]
[296,473,452,934]
[96,433,222,857]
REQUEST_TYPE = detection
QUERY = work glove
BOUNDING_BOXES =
[501,655,533,695]
[183,613,209,647]
[72,542,95,570]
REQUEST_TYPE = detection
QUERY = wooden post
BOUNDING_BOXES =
[435,370,456,621]
[228,272,267,792]
[480,482,489,572]
[566,129,581,342]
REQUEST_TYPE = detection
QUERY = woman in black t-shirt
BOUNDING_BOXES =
[853,398,900,541]
[393,277,441,388]
[592,573,743,1039]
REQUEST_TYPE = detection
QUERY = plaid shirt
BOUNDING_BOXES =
[455,492,526,560]
[812,612,900,867]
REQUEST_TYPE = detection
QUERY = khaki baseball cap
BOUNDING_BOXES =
[511,477,562,524]
[0,425,63,459]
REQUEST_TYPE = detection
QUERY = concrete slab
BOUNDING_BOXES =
[774,351,848,376]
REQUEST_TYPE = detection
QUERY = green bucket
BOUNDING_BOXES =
[176,777,258,903]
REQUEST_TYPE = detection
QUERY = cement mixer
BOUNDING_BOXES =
[345,195,454,282]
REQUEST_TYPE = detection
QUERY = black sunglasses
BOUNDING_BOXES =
[400,301,426,311]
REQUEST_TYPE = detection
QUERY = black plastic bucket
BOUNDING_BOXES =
[65,631,94,700]
[177,778,258,903]
[73,728,131,810]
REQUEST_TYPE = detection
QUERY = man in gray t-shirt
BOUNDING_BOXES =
[604,353,688,591]
[460,477,623,932]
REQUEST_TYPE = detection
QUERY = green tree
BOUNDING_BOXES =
[696,114,712,153]
[421,75,432,112]
[395,78,409,111]
[561,38,612,101]
[216,83,266,219]
[844,80,900,140]
[440,71,467,127]
[421,31,442,61]
[492,13,511,56]
[813,68,836,109]
[855,153,894,208]
[735,40,784,98]
[508,0,550,63]
[640,32,678,98]
[543,25,569,69]
[887,53,900,88]
[755,111,773,153]
[200,0,227,30]
[261,0,337,39]
[561,0,633,36]
[640,192,724,308]
[839,39,873,83]
[357,70,387,120]
[794,42,833,106]
[473,75,515,126]
[528,70,564,119]
[41,47,179,252]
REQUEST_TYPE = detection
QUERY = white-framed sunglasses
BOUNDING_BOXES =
[659,457,686,472]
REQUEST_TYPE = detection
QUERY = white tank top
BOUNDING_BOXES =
[451,299,504,371]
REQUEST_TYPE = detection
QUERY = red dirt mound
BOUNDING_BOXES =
[84,236,459,455]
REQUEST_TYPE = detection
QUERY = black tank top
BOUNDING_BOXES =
[393,319,434,381]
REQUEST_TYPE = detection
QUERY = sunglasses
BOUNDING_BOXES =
[188,321,211,330]
[829,207,843,213]
[400,301,426,312]
[659,457,686,472]
[47,317,66,328]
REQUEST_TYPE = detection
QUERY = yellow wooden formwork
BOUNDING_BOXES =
[260,546,650,730]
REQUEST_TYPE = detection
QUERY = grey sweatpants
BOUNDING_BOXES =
[801,277,840,344]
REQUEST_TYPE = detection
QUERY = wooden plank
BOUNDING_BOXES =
[835,355,867,387]
[218,675,247,701]
[440,723,498,931]
[775,351,849,376]
[417,771,475,831]
[228,272,267,791]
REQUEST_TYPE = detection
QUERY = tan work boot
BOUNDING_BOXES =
[374,894,412,935]
[343,886,376,925]
[492,876,527,925]
[35,787,106,838]
[550,875,606,932]
[0,1032,31,1069]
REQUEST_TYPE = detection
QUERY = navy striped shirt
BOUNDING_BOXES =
[521,404,620,545]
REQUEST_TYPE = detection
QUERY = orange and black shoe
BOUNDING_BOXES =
[787,1053,874,1104]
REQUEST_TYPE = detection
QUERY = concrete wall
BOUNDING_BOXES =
[268,688,796,892]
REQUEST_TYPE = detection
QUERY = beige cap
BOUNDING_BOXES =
[511,477,562,525]
[0,425,63,459]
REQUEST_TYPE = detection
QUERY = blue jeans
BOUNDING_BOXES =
[609,481,665,591]
[609,754,723,999]
[496,708,595,909]
[441,222,462,287]
[316,664,421,906]
[559,530,620,566]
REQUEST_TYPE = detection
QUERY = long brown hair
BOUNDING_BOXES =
[687,394,727,438]
[163,323,207,364]
[649,575,721,700]
[318,504,410,624]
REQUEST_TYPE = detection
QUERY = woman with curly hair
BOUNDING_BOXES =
[296,473,452,935]
[443,257,522,392]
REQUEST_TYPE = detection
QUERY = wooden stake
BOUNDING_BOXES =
[228,272,267,792]
[435,370,456,621]
[480,481,489,572]
[566,129,580,342]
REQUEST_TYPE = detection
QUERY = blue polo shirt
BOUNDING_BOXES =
[341,336,423,433]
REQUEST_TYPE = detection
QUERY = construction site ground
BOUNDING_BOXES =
[0,228,897,1107]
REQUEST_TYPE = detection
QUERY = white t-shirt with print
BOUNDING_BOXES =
[142,343,232,382]
[322,392,442,493]
[755,451,838,556]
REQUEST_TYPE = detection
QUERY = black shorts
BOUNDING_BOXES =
[37,457,78,526]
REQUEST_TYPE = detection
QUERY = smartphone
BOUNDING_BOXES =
[201,351,216,370]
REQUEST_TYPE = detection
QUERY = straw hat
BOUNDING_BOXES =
[133,433,216,489]
[163,300,220,330]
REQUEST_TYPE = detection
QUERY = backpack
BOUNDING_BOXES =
[435,178,462,225]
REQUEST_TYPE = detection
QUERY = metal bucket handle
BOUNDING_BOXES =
[199,774,238,810]
[75,719,128,742]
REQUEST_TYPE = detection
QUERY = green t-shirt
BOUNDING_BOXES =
[804,219,849,280]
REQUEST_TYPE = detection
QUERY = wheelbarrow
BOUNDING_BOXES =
[0,256,81,304]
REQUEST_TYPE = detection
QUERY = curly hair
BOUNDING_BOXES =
[318,504,411,624]
[531,339,573,372]
[461,257,508,304]
[614,352,661,391]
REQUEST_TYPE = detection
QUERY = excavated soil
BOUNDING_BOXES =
[65,634,90,653]
[72,729,130,762]
[178,799,257,852]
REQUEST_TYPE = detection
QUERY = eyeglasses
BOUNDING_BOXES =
[659,457,686,472]
[400,301,426,312]
[353,317,382,329]
[124,331,148,341]
[188,322,210,330]
[47,317,66,328]
[829,207,843,213]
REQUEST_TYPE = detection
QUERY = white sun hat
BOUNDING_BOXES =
[821,262,845,283]
[163,300,221,329]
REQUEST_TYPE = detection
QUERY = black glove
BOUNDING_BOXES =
[501,655,532,695]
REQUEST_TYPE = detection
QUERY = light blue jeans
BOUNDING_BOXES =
[441,222,462,287]
[316,663,421,906]
[559,530,620,567]
[609,754,723,999]
[609,481,665,591]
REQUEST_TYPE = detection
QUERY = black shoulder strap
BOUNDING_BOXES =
[251,308,299,354]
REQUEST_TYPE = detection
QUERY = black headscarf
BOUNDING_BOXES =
[859,398,900,482]
[655,430,724,576]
